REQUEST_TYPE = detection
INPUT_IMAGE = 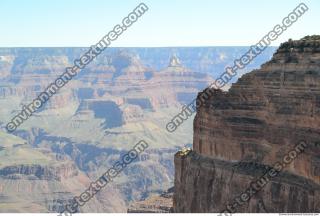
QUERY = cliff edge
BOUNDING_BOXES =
[174,36,320,213]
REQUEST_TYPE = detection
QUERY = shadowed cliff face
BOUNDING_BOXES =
[90,101,124,128]
[174,151,320,213]
[174,36,320,213]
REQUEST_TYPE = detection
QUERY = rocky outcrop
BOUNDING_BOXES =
[128,188,173,213]
[0,163,78,181]
[174,36,320,213]
[0,162,126,213]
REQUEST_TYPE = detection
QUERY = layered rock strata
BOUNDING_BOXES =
[174,36,320,213]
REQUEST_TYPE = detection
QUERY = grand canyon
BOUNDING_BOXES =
[0,36,319,214]
[0,46,275,212]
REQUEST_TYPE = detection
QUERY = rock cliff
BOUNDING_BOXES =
[174,36,320,213]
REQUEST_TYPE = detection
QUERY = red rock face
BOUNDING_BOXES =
[174,36,320,213]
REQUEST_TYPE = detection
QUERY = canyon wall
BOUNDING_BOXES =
[174,36,320,213]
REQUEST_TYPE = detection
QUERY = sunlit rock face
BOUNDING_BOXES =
[174,36,320,213]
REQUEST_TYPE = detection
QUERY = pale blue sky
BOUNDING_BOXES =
[0,0,318,47]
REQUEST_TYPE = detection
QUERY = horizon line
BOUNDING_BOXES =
[0,45,279,48]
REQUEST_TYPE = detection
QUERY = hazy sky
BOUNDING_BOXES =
[0,0,318,47]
